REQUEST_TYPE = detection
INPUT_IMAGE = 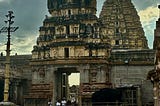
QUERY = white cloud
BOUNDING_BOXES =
[10,34,37,55]
[138,6,159,48]
[138,6,158,25]
[0,0,11,3]
[0,44,5,52]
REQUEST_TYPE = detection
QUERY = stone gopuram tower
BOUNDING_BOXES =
[100,0,148,49]
[24,0,111,106]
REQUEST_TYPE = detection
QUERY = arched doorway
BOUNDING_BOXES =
[55,67,79,100]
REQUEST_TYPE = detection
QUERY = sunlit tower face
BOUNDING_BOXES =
[99,0,148,49]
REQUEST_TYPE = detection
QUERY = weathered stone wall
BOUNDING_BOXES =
[110,49,155,105]
[111,65,153,86]
[111,65,154,105]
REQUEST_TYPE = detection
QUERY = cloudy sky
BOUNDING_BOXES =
[0,0,159,56]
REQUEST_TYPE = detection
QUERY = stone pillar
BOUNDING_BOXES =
[153,81,159,106]
[57,71,62,99]
[14,83,18,104]
[62,73,67,99]
[52,67,57,106]
[66,72,71,100]
[78,66,84,106]
[137,86,142,106]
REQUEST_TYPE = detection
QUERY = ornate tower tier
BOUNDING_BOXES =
[47,0,97,16]
[32,0,110,60]
[100,0,148,49]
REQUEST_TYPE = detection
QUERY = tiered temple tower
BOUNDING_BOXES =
[100,0,148,49]
[24,0,111,105]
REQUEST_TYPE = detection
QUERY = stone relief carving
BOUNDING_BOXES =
[90,69,97,82]
[39,67,45,78]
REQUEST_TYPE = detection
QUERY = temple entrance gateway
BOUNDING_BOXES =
[53,65,111,105]
[28,0,111,104]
